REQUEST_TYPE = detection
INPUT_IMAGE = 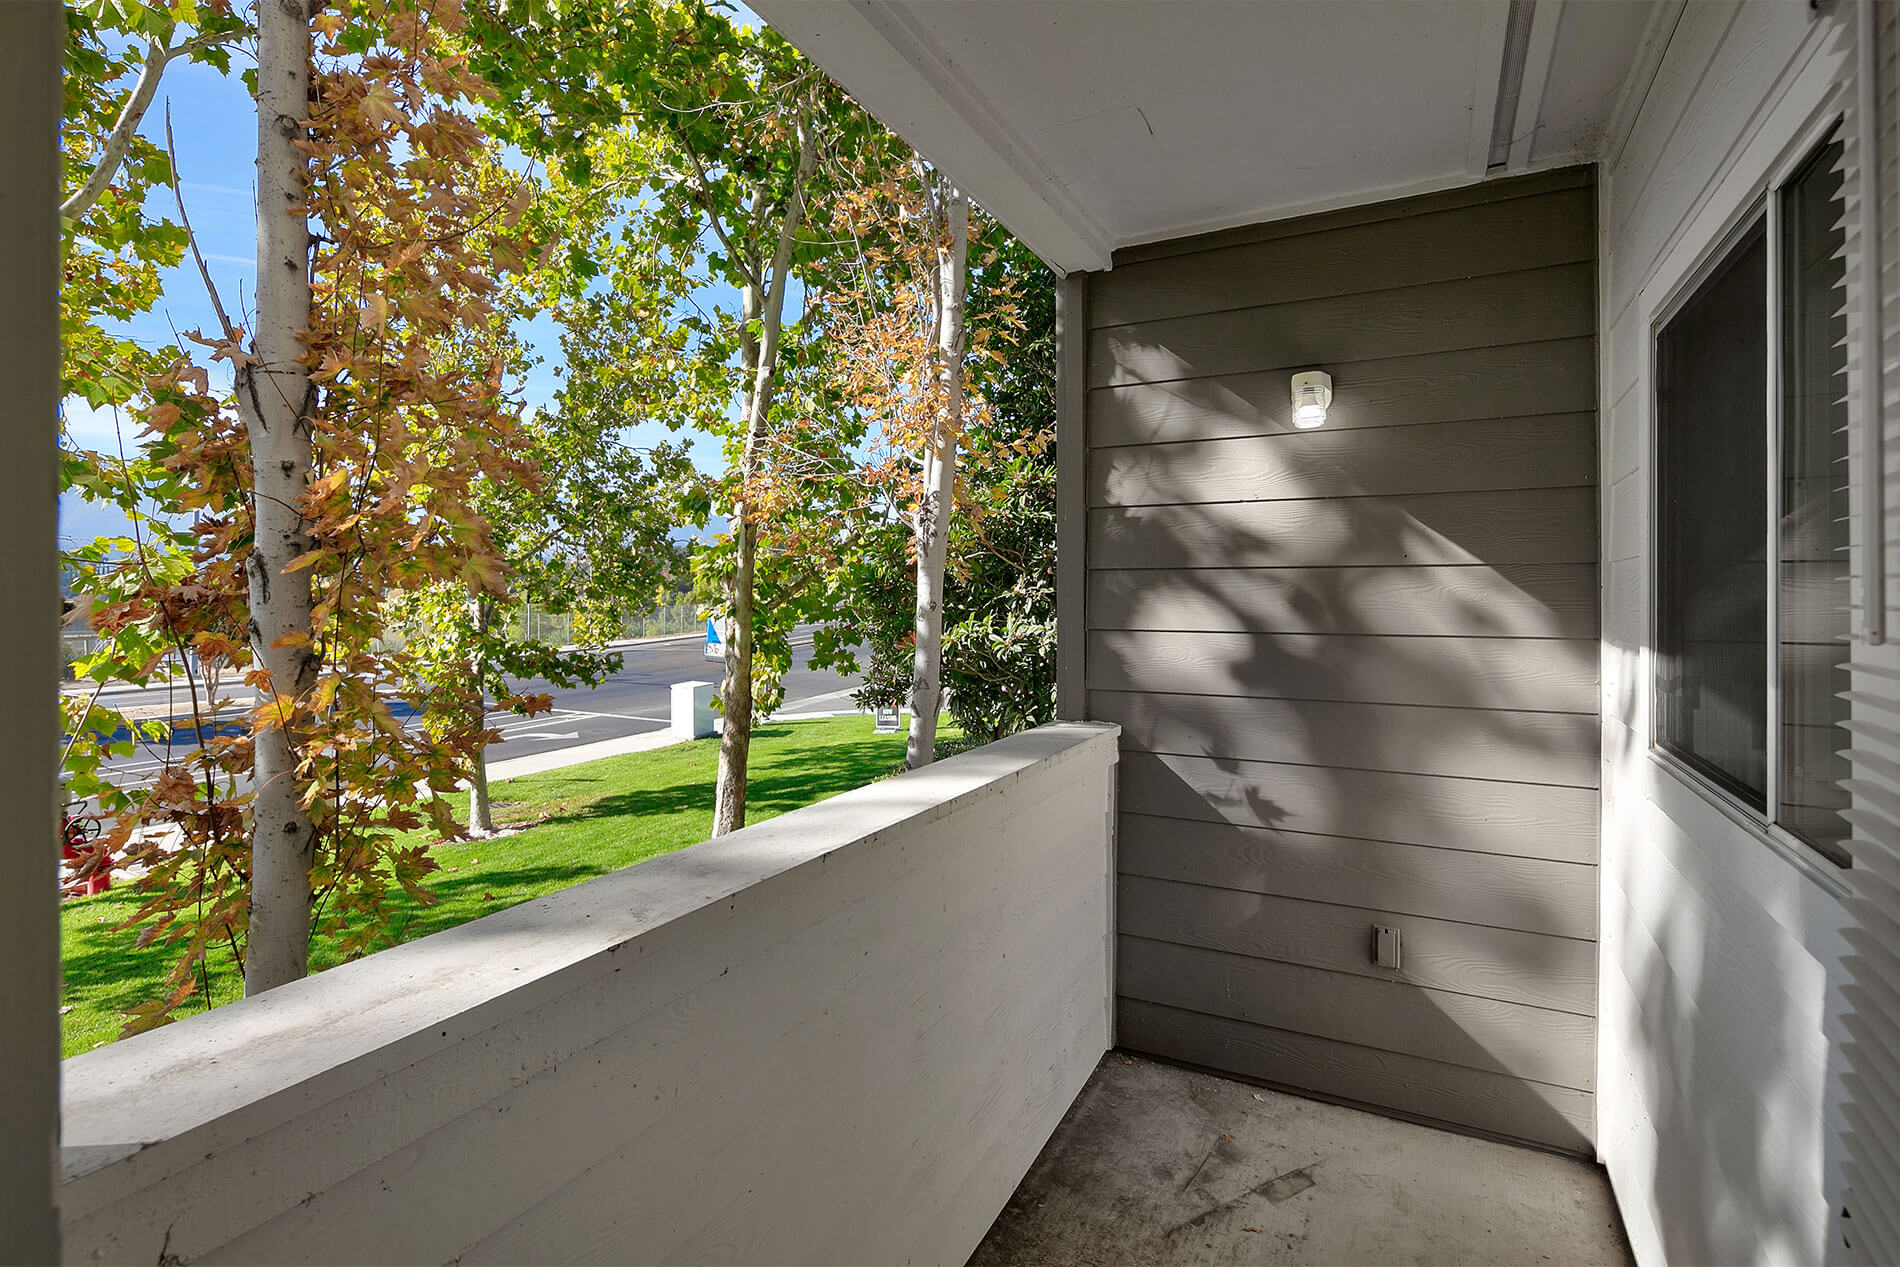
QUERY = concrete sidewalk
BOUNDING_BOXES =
[483,727,687,782]
[482,699,870,783]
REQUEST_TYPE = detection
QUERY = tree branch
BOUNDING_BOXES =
[671,137,759,291]
[164,106,240,340]
[746,106,819,449]
[62,31,233,223]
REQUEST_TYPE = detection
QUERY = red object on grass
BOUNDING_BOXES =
[61,821,113,894]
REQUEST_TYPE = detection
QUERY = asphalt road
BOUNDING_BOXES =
[485,631,862,759]
[73,630,864,791]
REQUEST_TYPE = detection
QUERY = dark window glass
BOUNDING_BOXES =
[1779,137,1852,865]
[1655,215,1769,807]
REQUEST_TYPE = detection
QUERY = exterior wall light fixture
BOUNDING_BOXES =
[1291,370,1333,429]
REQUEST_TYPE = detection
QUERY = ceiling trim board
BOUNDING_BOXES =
[1508,0,1568,170]
[1487,0,1540,169]
[1467,1,1515,176]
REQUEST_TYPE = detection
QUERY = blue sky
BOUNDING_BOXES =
[64,8,774,549]
[62,51,255,548]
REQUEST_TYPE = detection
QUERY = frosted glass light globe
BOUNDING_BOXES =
[1290,370,1333,430]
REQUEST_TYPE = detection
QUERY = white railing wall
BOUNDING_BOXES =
[57,723,1119,1266]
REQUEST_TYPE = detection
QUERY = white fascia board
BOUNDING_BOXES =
[1600,0,1686,172]
[752,0,1115,274]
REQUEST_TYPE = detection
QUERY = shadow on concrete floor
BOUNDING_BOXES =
[970,1052,1632,1267]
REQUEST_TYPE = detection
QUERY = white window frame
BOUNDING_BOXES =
[1646,111,1853,873]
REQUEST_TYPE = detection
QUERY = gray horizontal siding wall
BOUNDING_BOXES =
[1068,166,1601,1153]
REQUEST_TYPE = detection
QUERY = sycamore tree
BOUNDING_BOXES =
[373,214,704,839]
[470,0,871,834]
[810,228,1056,749]
[62,0,574,1023]
[414,331,701,836]
[61,0,248,415]
[58,0,251,846]
[806,162,1049,766]
[58,0,263,987]
[939,236,1058,741]
[389,587,615,839]
[824,162,975,768]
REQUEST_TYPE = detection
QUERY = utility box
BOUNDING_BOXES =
[1374,925,1403,971]
[672,680,717,739]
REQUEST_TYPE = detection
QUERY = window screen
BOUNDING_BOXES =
[1778,137,1851,864]
[1655,215,1769,808]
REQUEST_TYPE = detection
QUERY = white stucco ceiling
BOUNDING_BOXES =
[754,0,1668,273]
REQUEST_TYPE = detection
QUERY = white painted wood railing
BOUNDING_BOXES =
[57,723,1120,1266]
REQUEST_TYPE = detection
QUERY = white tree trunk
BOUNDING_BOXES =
[712,278,762,839]
[470,748,494,836]
[712,516,757,834]
[469,598,495,836]
[242,0,319,996]
[905,178,969,769]
[712,112,816,837]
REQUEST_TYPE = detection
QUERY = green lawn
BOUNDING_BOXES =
[61,717,949,1057]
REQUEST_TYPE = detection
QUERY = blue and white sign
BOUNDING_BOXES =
[703,618,725,660]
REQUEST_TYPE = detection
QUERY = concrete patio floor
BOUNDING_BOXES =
[970,1053,1632,1266]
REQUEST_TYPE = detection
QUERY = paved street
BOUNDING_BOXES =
[69,628,864,791]
[487,629,863,755]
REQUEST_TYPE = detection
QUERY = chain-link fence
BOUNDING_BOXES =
[515,607,573,646]
[515,603,701,647]
[61,635,101,680]
[619,603,699,640]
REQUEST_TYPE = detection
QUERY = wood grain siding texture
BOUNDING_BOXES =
[1094,692,1599,787]
[1089,414,1597,507]
[1119,876,1596,1014]
[1084,169,1600,1151]
[1119,751,1599,864]
[1118,937,1596,1091]
[1116,813,1598,940]
[1090,338,1599,447]
[1090,631,1599,713]
[1091,487,1599,569]
[1090,187,1596,329]
[1090,263,1596,389]
[1088,564,1600,638]
[1111,165,1596,267]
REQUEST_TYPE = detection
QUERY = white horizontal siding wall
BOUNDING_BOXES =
[1598,3,1862,1264]
[1837,1,1900,1259]
[57,724,1120,1266]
